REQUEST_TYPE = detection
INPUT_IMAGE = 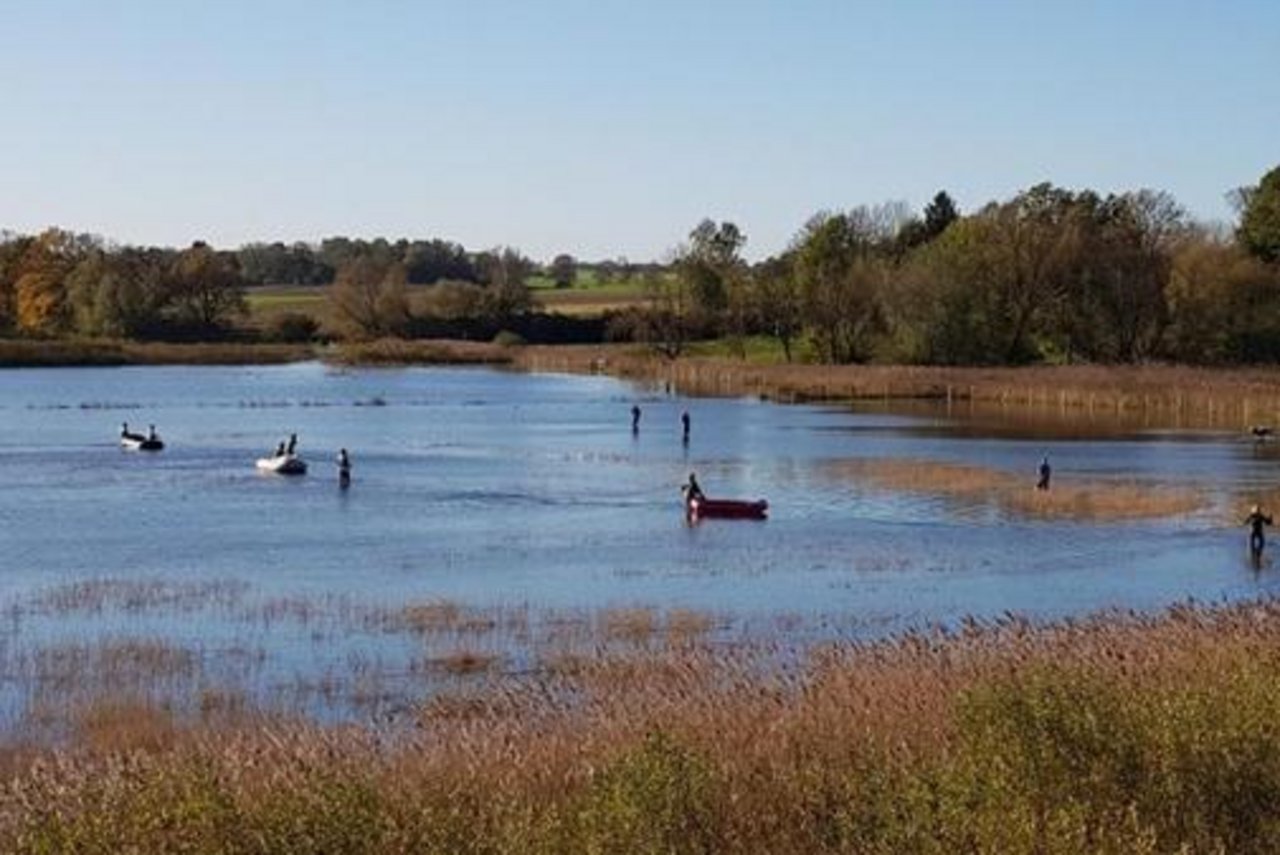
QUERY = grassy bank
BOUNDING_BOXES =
[3,600,1280,852]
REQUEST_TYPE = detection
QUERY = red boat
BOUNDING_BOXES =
[686,497,768,520]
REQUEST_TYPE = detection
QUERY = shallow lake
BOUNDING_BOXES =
[1,363,1278,722]
[2,362,1278,621]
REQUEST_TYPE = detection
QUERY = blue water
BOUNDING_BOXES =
[1,362,1277,630]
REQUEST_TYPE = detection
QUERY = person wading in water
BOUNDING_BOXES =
[1245,504,1273,561]
[337,448,352,489]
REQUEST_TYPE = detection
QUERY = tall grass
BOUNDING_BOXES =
[6,601,1280,852]
[0,338,311,367]
[517,345,1280,430]
[328,338,516,366]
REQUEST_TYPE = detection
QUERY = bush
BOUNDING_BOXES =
[267,312,320,343]
[492,330,526,347]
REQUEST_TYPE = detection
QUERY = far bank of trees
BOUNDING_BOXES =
[2,164,1278,363]
[0,234,247,340]
[615,165,1280,366]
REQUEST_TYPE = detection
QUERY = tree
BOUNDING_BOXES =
[549,253,578,289]
[923,191,959,240]
[752,254,802,362]
[1238,165,1280,263]
[329,257,410,339]
[67,247,172,337]
[675,219,746,320]
[792,209,892,363]
[475,247,534,324]
[168,242,247,332]
[1167,231,1280,363]
[637,268,692,359]
[0,233,35,333]
[404,239,475,284]
[13,229,90,336]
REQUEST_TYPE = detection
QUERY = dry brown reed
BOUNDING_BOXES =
[517,345,1280,431]
[0,339,311,367]
[328,337,515,366]
[834,457,1206,520]
[7,601,1280,851]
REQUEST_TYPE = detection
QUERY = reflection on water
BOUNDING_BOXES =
[1,363,1279,721]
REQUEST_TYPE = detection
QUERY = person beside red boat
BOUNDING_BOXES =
[682,472,767,520]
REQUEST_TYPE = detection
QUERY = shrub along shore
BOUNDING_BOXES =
[4,600,1280,853]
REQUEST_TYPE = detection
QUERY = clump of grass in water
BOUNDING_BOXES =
[836,457,1205,521]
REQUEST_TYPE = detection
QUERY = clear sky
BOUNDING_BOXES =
[1,0,1276,261]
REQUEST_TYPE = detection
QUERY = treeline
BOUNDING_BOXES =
[0,230,644,343]
[236,237,654,289]
[0,235,247,340]
[617,164,1280,365]
[2,164,1278,361]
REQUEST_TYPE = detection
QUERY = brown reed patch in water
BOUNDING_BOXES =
[835,457,1205,521]
[418,650,503,677]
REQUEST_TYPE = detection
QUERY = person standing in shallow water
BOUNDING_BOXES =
[337,448,351,489]
[631,405,641,433]
[681,410,691,443]
[1245,504,1272,557]
[1036,456,1052,491]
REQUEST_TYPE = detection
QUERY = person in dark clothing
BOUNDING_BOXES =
[337,448,351,489]
[275,441,287,458]
[286,433,298,455]
[147,424,157,442]
[1036,456,1052,491]
[681,410,691,443]
[631,405,641,433]
[683,472,705,505]
[1246,504,1273,557]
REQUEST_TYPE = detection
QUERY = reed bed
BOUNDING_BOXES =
[328,338,515,366]
[517,345,1280,431]
[833,457,1206,521]
[4,600,1280,852]
[0,339,311,366]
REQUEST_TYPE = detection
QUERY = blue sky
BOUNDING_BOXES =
[1,0,1276,261]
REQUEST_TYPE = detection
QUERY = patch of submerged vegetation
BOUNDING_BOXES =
[835,457,1206,521]
[5,600,1280,852]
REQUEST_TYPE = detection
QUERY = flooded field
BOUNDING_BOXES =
[1,362,1278,726]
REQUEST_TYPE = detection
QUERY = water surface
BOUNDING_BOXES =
[1,363,1275,626]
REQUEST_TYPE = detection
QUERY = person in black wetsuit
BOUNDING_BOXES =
[681,410,691,443]
[337,448,351,488]
[286,433,298,455]
[1245,504,1273,557]
[275,441,287,458]
[683,472,705,503]
[1036,456,1052,491]
[631,405,641,433]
